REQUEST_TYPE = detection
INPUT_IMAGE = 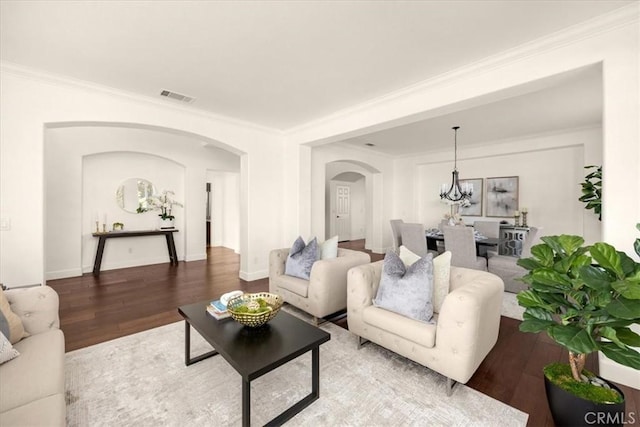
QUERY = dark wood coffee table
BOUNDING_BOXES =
[178,301,331,427]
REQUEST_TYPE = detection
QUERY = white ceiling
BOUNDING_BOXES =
[1,0,629,154]
[342,64,603,155]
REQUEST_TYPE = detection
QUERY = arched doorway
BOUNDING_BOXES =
[324,160,382,252]
[43,122,242,279]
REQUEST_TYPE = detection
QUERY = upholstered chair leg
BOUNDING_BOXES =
[446,378,457,396]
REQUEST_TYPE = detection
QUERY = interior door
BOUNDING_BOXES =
[335,184,351,242]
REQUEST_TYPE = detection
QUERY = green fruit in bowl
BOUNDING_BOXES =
[233,298,272,314]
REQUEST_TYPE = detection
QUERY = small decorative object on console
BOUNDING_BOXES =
[226,292,283,327]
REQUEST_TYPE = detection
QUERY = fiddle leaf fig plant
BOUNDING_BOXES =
[517,227,640,384]
[579,165,602,221]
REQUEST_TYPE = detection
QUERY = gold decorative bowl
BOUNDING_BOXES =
[226,292,283,327]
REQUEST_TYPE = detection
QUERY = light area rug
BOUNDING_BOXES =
[66,308,528,426]
[501,291,525,321]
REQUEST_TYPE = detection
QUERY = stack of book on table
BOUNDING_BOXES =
[206,299,231,320]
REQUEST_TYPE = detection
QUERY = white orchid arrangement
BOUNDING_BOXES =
[148,190,183,220]
[443,212,463,225]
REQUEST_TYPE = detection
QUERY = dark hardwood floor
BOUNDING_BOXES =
[48,241,639,427]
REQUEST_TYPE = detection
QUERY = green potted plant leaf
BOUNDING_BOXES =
[579,165,602,221]
[516,225,640,426]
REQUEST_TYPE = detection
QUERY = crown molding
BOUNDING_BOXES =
[286,3,638,138]
[0,61,283,137]
[402,124,602,164]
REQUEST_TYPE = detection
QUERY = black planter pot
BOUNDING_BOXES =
[544,375,626,427]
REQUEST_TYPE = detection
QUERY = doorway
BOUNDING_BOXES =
[334,184,351,241]
[206,182,212,246]
[328,173,366,242]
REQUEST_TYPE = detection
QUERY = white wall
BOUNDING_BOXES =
[79,153,185,274]
[396,127,602,242]
[207,170,240,252]
[0,68,283,286]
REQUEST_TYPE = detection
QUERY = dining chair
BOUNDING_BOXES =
[390,219,404,251]
[473,220,501,257]
[400,222,436,257]
[487,227,542,293]
[443,225,488,271]
[438,219,463,253]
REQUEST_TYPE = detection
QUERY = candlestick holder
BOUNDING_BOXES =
[514,214,520,227]
[95,221,100,233]
[522,212,528,227]
[102,224,107,233]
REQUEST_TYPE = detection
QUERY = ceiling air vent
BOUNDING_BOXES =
[159,89,195,104]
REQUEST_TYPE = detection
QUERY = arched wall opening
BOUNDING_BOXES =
[314,156,384,252]
[43,122,243,279]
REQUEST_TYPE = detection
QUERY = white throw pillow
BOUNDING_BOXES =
[0,332,20,365]
[319,235,339,259]
[309,235,339,260]
[398,245,421,266]
[432,251,452,313]
[398,246,451,313]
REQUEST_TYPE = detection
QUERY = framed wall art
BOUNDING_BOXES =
[485,176,519,217]
[458,178,483,216]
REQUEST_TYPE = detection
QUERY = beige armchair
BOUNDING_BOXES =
[269,248,371,324]
[347,261,503,395]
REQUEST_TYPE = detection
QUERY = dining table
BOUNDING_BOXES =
[425,230,501,255]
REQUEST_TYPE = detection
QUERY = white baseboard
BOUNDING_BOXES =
[599,353,640,390]
[46,268,83,280]
[81,256,172,274]
[239,269,268,281]
[367,246,386,254]
[185,253,206,262]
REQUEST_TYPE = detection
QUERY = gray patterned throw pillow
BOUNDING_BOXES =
[284,236,318,280]
[373,250,434,323]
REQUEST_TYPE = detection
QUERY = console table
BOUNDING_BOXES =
[499,225,530,256]
[91,229,178,276]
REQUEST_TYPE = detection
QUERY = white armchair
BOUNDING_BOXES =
[269,248,371,324]
[347,261,503,395]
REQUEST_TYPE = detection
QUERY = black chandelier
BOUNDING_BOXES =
[439,126,473,202]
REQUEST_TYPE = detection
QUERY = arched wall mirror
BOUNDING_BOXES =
[116,178,156,213]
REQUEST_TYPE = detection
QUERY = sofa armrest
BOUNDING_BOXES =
[308,249,371,296]
[4,285,60,335]
[269,248,290,276]
[346,260,383,329]
[436,268,503,375]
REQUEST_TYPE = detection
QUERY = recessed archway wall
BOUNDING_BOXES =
[44,124,243,279]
